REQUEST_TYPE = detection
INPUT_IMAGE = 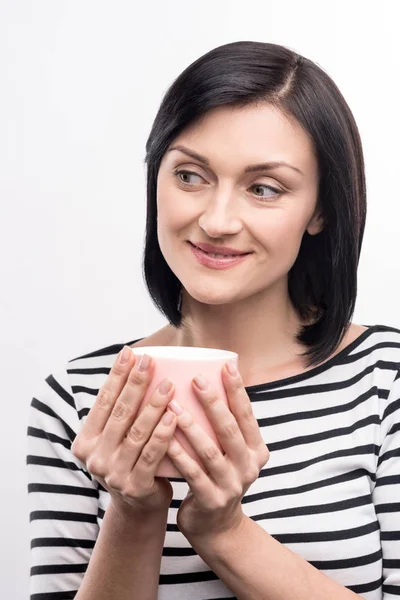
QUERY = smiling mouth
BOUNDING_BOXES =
[187,242,253,271]
[189,242,251,258]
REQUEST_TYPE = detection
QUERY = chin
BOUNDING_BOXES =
[182,284,245,307]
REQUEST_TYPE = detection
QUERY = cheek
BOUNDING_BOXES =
[252,209,312,276]
[254,209,308,250]
[156,193,192,254]
[157,191,197,237]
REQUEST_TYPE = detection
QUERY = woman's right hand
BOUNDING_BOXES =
[71,346,177,515]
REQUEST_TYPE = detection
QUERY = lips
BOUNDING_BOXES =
[190,242,251,257]
[189,242,250,270]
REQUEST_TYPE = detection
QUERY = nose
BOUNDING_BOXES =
[197,193,243,239]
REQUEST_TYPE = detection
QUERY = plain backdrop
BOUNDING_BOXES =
[1,1,399,598]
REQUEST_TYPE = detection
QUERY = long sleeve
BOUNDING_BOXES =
[26,364,99,599]
[373,368,400,598]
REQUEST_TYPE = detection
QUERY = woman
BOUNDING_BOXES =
[27,41,400,599]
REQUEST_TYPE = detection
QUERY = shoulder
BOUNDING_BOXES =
[338,323,400,395]
[33,338,138,425]
[349,323,400,367]
[36,328,172,423]
[68,339,132,362]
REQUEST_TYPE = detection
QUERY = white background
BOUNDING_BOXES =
[1,1,399,598]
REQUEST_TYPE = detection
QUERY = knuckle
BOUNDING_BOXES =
[229,482,243,498]
[148,394,168,409]
[203,444,219,462]
[244,466,259,485]
[129,484,151,500]
[71,437,85,461]
[152,428,170,445]
[86,456,106,477]
[111,401,129,421]
[142,398,164,416]
[121,484,140,499]
[111,362,129,377]
[241,402,254,420]
[119,484,133,498]
[127,369,147,387]
[206,391,219,406]
[104,474,120,490]
[186,465,202,481]
[234,482,244,497]
[260,446,270,466]
[96,388,113,411]
[230,377,243,391]
[167,443,182,459]
[212,492,226,509]
[140,446,157,467]
[178,413,194,431]
[222,420,240,439]
[127,424,145,444]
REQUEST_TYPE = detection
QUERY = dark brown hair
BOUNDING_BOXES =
[142,41,367,366]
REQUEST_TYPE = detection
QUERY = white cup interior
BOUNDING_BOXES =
[131,346,237,360]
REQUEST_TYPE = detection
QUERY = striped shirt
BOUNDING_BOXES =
[26,324,400,599]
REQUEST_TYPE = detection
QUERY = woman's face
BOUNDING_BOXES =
[156,103,322,308]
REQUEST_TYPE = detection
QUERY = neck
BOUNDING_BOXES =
[170,284,308,384]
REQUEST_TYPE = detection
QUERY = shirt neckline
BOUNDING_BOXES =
[126,324,383,393]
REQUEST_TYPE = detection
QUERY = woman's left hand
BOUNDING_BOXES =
[165,361,270,540]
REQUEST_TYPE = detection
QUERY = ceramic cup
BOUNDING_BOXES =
[131,346,238,478]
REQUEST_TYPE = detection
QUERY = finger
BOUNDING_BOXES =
[167,403,228,483]
[191,375,249,470]
[115,379,176,472]
[166,436,213,500]
[222,363,265,452]
[98,354,156,453]
[133,410,178,488]
[80,346,137,439]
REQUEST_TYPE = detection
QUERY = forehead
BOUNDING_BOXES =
[166,103,317,178]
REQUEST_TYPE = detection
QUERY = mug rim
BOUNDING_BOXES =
[131,346,238,359]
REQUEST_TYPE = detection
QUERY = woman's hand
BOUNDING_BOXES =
[166,361,270,539]
[71,346,177,516]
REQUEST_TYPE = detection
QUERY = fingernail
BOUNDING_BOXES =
[159,378,172,395]
[193,374,208,390]
[226,361,238,376]
[138,353,151,371]
[162,410,175,425]
[119,345,131,364]
[168,400,183,415]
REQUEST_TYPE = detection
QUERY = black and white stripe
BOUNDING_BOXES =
[26,324,400,599]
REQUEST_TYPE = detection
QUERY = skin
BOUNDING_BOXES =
[135,102,366,385]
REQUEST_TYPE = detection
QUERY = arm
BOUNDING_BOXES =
[27,363,167,600]
[183,367,400,600]
[75,498,168,600]
[165,363,369,600]
[187,517,364,600]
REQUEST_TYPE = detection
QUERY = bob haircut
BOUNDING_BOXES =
[142,41,367,367]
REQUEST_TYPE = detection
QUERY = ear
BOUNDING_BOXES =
[306,208,324,236]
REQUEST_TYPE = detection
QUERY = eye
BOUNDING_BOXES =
[174,169,204,185]
[250,183,281,202]
[173,169,282,202]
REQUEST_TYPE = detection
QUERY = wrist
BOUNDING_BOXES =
[183,510,248,548]
[110,495,170,525]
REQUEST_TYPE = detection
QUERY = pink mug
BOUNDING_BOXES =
[131,346,238,478]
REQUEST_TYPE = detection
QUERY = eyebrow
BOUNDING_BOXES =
[167,144,304,176]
